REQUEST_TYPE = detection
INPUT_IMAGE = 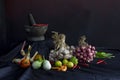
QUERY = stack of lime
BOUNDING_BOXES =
[54,56,78,69]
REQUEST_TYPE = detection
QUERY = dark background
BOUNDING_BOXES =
[0,0,120,55]
[0,0,6,55]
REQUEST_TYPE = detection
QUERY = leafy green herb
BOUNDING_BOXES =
[96,52,115,58]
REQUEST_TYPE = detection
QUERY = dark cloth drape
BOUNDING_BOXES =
[0,40,120,80]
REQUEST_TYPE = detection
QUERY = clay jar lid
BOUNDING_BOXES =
[33,24,48,27]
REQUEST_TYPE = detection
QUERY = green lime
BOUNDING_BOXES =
[70,56,78,65]
[62,59,68,65]
[67,62,74,68]
[55,60,62,67]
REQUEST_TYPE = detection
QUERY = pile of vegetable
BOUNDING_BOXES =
[12,32,115,72]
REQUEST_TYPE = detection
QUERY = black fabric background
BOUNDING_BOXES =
[0,0,6,56]
[0,1,120,80]
[1,0,120,56]
[4,0,120,51]
[0,40,120,80]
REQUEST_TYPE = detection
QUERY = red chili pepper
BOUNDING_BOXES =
[72,65,80,70]
[97,60,107,64]
[33,24,48,27]
[76,65,80,69]
[72,65,77,69]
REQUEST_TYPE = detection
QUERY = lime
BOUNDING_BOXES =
[55,60,62,67]
[70,56,78,65]
[62,59,68,65]
[67,62,74,68]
